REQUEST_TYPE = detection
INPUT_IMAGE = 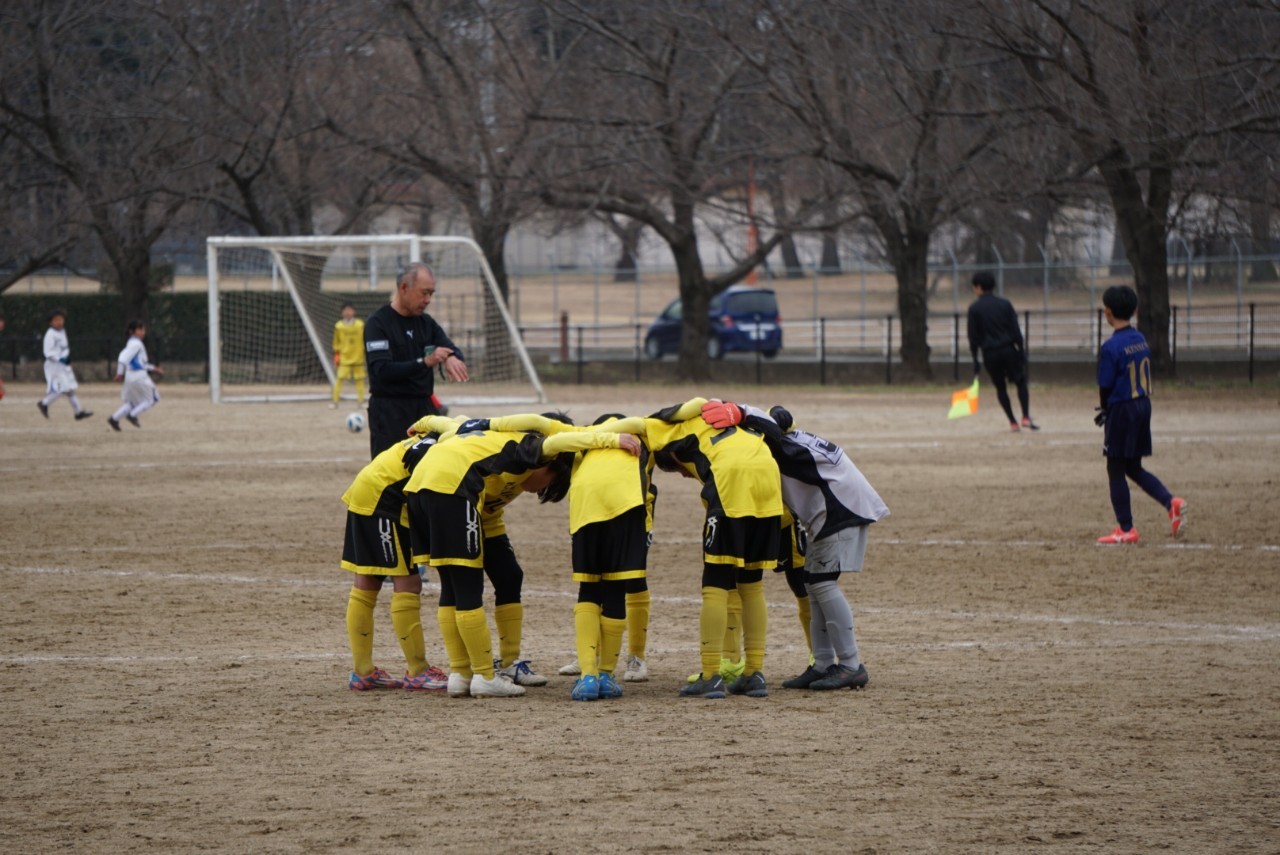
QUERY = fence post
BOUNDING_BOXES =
[885,315,893,385]
[1095,308,1103,356]
[819,317,827,386]
[1171,305,1178,378]
[634,323,641,382]
[952,313,960,382]
[1023,309,1031,382]
[1248,302,1255,384]
[559,311,569,364]
[576,324,584,385]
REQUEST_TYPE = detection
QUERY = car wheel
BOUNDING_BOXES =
[762,349,778,359]
[644,336,663,360]
[707,337,724,360]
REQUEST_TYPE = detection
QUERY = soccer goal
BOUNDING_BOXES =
[206,235,545,405]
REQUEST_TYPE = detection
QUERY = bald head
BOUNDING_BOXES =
[392,262,437,317]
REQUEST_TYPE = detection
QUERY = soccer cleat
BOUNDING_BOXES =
[470,672,526,698]
[679,673,727,699]
[403,665,449,692]
[727,671,769,698]
[687,657,744,684]
[1009,422,1020,432]
[446,672,472,698]
[107,417,122,432]
[810,663,869,691]
[495,659,548,686]
[348,667,403,691]
[1169,497,1187,538]
[126,414,140,428]
[1021,417,1040,431]
[598,671,624,699]
[558,661,582,676]
[1096,527,1139,545]
[781,665,827,689]
[623,655,649,682]
[75,410,94,420]
[37,401,49,418]
[570,674,600,701]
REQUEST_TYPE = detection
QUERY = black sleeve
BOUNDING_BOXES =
[1007,303,1025,350]
[364,313,429,385]
[424,314,465,364]
[966,305,980,359]
[1099,386,1110,410]
[740,411,785,454]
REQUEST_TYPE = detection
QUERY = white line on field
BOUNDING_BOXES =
[0,456,362,474]
[645,535,1280,553]
[5,563,1277,641]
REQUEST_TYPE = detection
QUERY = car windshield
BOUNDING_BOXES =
[724,291,777,315]
[663,300,682,320]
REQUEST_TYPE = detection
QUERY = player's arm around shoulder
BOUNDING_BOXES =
[408,414,462,437]
[542,429,641,457]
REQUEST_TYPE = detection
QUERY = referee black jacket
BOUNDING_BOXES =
[363,304,465,399]
[966,292,1024,358]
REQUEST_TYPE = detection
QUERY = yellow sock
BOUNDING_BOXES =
[699,587,730,678]
[355,377,365,405]
[346,588,378,675]
[455,607,495,679]
[390,592,427,677]
[600,617,626,675]
[574,602,602,678]
[723,588,743,664]
[493,602,523,668]
[796,594,812,656]
[625,590,650,657]
[739,580,767,674]
[332,379,343,404]
[437,606,470,676]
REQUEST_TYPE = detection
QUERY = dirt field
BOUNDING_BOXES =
[2,380,1277,854]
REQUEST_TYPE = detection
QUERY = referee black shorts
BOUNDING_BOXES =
[982,344,1026,385]
[367,395,441,459]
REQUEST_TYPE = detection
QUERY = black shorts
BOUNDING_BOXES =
[775,520,807,574]
[704,513,781,571]
[406,491,432,565]
[367,395,440,459]
[341,511,414,576]
[572,506,650,583]
[1104,397,1153,459]
[982,345,1026,386]
[420,489,484,569]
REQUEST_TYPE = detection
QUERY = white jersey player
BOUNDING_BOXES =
[38,309,93,421]
[108,320,162,431]
[701,399,888,692]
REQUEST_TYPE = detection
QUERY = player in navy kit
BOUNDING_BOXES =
[1094,286,1185,544]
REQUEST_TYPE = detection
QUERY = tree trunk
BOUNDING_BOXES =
[1249,196,1277,282]
[891,229,932,380]
[1098,154,1173,374]
[819,232,841,275]
[473,223,513,383]
[672,234,711,382]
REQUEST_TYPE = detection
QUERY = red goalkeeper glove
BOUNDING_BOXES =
[333,352,341,367]
[701,399,743,429]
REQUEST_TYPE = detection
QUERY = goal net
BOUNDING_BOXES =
[206,235,545,405]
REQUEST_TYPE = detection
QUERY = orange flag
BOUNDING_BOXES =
[947,378,979,419]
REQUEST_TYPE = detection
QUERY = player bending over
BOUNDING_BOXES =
[564,414,658,701]
[600,398,782,700]
[703,400,889,690]
[404,414,642,698]
[1094,286,1186,545]
[107,320,162,431]
[340,429,450,691]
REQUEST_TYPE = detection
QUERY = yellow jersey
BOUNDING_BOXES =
[479,469,536,538]
[567,418,656,534]
[333,318,365,366]
[606,398,782,520]
[341,432,438,525]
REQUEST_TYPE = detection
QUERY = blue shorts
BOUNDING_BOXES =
[1103,397,1153,459]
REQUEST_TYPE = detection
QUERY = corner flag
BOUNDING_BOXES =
[947,378,979,419]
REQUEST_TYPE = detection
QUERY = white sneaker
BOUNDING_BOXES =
[558,661,582,676]
[623,655,649,682]
[447,672,471,698]
[470,672,526,698]
[496,659,549,686]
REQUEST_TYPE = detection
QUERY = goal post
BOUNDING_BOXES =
[206,235,545,406]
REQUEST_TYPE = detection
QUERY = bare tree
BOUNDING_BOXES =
[528,0,802,379]
[743,0,1040,379]
[0,0,203,320]
[968,0,1280,372]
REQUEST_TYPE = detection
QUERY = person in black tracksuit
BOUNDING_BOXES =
[967,270,1038,431]
[363,262,470,458]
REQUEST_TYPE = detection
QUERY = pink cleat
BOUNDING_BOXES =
[1096,527,1139,545]
[1169,497,1187,538]
[348,667,404,691]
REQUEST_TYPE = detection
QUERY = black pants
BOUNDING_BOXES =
[367,395,440,459]
[982,345,1030,424]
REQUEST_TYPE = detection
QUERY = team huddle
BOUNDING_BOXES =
[339,396,888,701]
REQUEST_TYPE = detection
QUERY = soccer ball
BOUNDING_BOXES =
[345,412,365,433]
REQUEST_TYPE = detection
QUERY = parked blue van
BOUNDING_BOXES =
[644,286,782,360]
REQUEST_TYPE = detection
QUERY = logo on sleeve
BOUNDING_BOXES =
[366,340,390,352]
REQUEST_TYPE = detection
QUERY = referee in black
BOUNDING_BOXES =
[967,270,1038,432]
[363,262,469,457]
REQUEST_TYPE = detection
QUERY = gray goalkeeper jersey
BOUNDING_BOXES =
[740,405,889,542]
